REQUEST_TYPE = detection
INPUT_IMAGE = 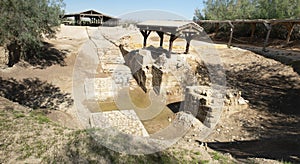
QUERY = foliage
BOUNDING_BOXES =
[195,0,300,20]
[0,0,65,66]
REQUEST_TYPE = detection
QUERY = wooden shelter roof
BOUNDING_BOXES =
[137,20,204,35]
[62,10,119,19]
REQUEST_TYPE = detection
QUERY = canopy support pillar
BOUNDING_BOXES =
[184,33,194,54]
[284,22,295,44]
[227,21,234,48]
[140,30,151,48]
[263,22,272,51]
[168,34,179,58]
[156,31,164,47]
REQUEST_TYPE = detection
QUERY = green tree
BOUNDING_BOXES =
[0,0,65,67]
[194,0,300,20]
[256,0,300,19]
[193,8,205,21]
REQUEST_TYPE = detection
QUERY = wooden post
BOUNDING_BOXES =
[140,30,151,48]
[214,23,220,38]
[75,15,80,25]
[156,31,164,47]
[168,34,178,58]
[184,33,194,54]
[250,23,256,42]
[263,22,272,51]
[100,16,103,25]
[227,21,234,48]
[79,14,82,26]
[284,22,295,44]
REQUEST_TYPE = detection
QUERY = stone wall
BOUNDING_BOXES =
[132,68,147,92]
[152,65,163,94]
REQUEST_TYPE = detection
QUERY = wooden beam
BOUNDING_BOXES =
[284,22,295,44]
[184,33,194,54]
[263,22,272,51]
[140,30,151,48]
[227,21,234,48]
[156,31,164,47]
[168,34,179,58]
[250,23,256,42]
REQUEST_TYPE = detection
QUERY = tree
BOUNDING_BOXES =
[194,0,300,21]
[256,0,300,19]
[193,8,205,21]
[0,0,65,67]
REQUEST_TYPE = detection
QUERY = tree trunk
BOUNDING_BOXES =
[7,42,21,67]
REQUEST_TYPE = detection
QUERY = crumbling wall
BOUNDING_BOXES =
[121,48,182,97]
[184,86,219,128]
[152,65,163,94]
[184,86,248,128]
[133,68,147,92]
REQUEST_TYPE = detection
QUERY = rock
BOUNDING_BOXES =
[238,97,248,105]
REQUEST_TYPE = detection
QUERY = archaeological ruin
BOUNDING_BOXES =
[82,20,250,137]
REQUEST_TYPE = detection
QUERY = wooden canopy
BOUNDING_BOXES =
[197,19,300,51]
[62,10,119,26]
[137,20,204,57]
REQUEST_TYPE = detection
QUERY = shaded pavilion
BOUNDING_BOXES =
[136,20,204,57]
[62,10,119,26]
[196,19,300,51]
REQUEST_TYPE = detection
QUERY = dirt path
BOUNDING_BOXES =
[0,25,90,129]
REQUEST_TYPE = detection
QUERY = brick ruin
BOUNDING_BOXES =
[184,86,248,128]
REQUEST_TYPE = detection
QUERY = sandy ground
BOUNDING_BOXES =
[1,25,300,163]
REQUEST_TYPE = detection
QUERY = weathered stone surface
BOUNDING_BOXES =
[123,48,188,99]
[0,47,8,67]
[90,110,149,137]
[184,86,248,128]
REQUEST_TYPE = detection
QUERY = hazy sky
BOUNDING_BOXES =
[63,0,204,20]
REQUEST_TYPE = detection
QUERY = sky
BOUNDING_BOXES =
[63,0,204,20]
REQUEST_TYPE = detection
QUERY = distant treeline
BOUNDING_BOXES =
[194,0,300,20]
[194,0,300,41]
